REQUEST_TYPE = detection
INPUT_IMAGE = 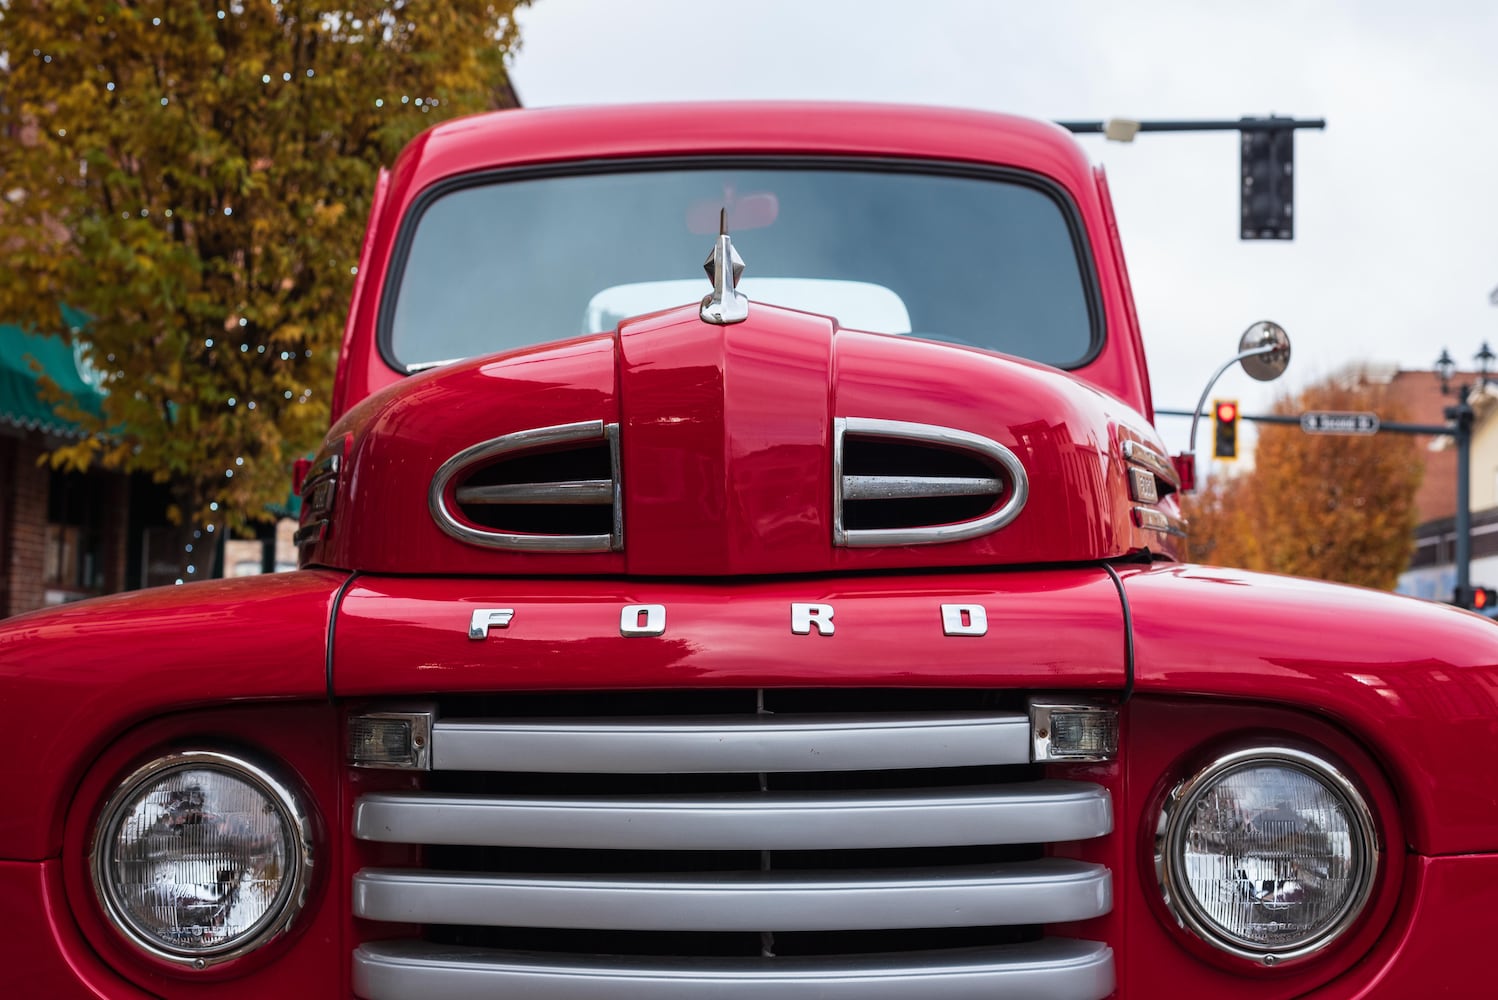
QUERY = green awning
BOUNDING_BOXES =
[0,324,106,437]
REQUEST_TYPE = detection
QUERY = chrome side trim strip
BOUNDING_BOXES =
[297,437,346,547]
[431,712,1031,773]
[352,782,1112,850]
[833,417,1029,548]
[299,453,341,495]
[353,860,1110,931]
[454,480,613,505]
[292,518,329,545]
[841,475,1004,501]
[1132,506,1188,537]
[1122,440,1181,490]
[352,939,1116,1000]
[428,420,622,552]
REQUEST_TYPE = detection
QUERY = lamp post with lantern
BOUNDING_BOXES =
[1435,342,1496,603]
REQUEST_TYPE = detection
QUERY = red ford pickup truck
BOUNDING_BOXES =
[5,102,1497,999]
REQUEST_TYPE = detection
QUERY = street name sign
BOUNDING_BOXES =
[1300,411,1379,435]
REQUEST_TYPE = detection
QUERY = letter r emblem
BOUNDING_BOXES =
[791,603,835,636]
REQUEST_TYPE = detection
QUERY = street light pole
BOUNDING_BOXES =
[1437,344,1495,601]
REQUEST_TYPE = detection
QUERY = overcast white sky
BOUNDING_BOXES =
[509,0,1498,463]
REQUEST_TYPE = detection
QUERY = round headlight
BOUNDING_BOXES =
[90,751,313,967]
[1156,747,1377,965]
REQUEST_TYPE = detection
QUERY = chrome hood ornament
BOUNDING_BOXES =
[699,208,749,326]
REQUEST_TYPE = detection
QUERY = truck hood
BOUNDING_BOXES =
[300,302,1179,576]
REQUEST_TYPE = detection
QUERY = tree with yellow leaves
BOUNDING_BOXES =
[0,2,526,533]
[1183,376,1423,590]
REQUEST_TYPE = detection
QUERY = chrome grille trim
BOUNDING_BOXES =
[353,859,1110,931]
[352,939,1116,1000]
[352,781,1112,850]
[454,479,613,505]
[431,712,1031,773]
[350,696,1115,998]
[428,420,622,552]
[841,475,1004,501]
[833,417,1029,547]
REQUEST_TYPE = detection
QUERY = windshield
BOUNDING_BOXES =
[386,163,1097,370]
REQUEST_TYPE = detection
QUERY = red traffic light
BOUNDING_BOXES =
[1451,585,1498,611]
[1212,399,1239,461]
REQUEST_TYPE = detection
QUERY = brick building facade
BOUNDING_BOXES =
[1,326,170,619]
[0,435,137,616]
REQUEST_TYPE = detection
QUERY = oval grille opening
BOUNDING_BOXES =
[430,421,622,552]
[456,443,615,535]
[834,418,1028,547]
[840,437,1002,530]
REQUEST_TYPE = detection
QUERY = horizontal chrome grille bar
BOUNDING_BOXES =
[841,475,1001,501]
[431,712,1030,773]
[353,859,1110,931]
[352,939,1116,1000]
[454,480,613,505]
[353,781,1112,850]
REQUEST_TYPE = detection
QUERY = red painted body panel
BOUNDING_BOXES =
[1301,854,1498,998]
[0,570,346,859]
[1121,564,1498,855]
[330,568,1127,696]
[333,103,1153,422]
[330,166,390,419]
[306,301,1173,576]
[1,860,151,999]
[617,305,835,576]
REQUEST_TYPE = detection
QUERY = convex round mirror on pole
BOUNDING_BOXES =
[1238,320,1291,382]
[1187,321,1294,459]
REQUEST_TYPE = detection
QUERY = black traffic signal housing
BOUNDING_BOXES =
[1241,117,1294,240]
[1213,399,1239,460]
[1453,585,1498,612]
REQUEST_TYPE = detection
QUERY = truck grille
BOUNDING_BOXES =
[428,420,623,552]
[832,418,1029,548]
[350,690,1115,999]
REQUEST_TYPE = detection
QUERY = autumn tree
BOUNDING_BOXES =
[0,1,526,540]
[1180,469,1259,569]
[1182,375,1423,590]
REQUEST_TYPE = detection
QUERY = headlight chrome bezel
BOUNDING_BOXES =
[1154,746,1379,967]
[89,750,315,968]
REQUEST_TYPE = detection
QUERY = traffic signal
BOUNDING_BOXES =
[1213,399,1239,460]
[1240,118,1294,240]
[1453,585,1498,611]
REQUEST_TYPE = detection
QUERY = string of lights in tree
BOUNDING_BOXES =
[28,9,469,587]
